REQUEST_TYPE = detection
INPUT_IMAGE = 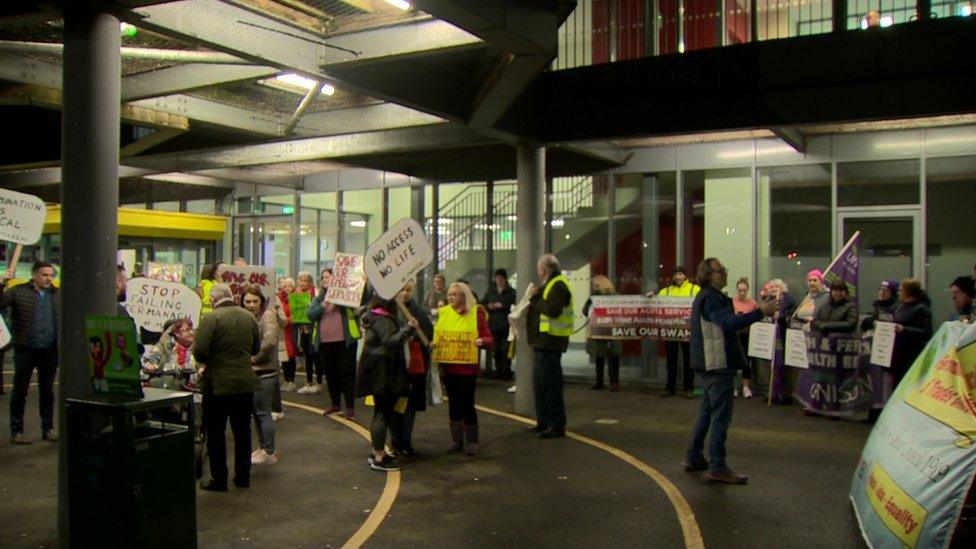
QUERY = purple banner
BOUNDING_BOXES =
[823,231,860,296]
[794,331,882,416]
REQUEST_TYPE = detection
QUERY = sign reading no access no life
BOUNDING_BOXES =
[364,218,433,300]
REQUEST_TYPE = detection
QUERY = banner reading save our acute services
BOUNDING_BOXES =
[588,295,692,342]
[850,321,976,549]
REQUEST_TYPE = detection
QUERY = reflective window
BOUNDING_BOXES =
[683,168,753,287]
[837,159,919,206]
[342,189,383,254]
[926,155,976,322]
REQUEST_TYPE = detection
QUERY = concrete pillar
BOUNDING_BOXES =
[59,5,121,543]
[514,144,545,416]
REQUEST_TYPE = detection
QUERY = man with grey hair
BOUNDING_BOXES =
[526,253,574,439]
[194,283,261,491]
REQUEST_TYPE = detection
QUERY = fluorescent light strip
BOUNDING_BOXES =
[383,0,411,10]
[275,73,335,96]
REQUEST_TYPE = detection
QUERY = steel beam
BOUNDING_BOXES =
[318,17,482,68]
[772,127,807,154]
[120,128,185,156]
[128,93,288,134]
[0,164,155,189]
[294,102,444,136]
[121,63,279,101]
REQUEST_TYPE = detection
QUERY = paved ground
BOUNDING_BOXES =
[0,371,870,548]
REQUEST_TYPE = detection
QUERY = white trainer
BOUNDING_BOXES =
[271,412,285,421]
[252,449,277,465]
[281,381,296,392]
[507,385,517,393]
[743,386,754,399]
[308,384,322,394]
[297,384,313,395]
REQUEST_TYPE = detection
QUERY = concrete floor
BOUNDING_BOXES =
[0,373,870,548]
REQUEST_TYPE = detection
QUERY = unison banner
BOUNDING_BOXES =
[851,321,976,549]
[588,295,692,342]
[794,331,874,417]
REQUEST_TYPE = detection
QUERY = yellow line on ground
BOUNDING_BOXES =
[475,404,705,549]
[281,399,400,549]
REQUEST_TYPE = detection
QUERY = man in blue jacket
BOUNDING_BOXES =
[684,258,779,484]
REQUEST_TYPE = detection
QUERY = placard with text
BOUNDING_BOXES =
[325,252,366,307]
[364,218,433,300]
[587,295,692,342]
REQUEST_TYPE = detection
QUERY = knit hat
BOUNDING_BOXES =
[672,266,686,276]
[951,276,976,298]
[879,280,899,294]
[806,269,823,281]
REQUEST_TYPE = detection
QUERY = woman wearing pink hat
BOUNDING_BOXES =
[796,269,829,322]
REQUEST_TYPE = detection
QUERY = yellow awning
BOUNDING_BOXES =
[44,206,226,241]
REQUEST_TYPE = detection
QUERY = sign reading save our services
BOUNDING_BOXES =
[124,278,202,333]
[325,253,366,308]
[0,187,46,245]
[850,321,976,549]
[87,315,142,398]
[364,218,433,300]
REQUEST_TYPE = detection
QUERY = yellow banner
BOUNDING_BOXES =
[904,345,976,448]
[433,331,479,364]
[865,461,928,548]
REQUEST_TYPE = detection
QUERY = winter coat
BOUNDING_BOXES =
[890,298,932,379]
[860,297,899,332]
[276,291,298,362]
[0,282,60,348]
[193,301,260,395]
[582,297,623,358]
[355,309,414,398]
[527,277,573,353]
[481,284,517,333]
[811,296,857,335]
[252,307,280,377]
[690,285,763,374]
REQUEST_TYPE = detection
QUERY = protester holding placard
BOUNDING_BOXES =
[243,285,280,466]
[197,263,220,315]
[759,278,797,405]
[356,295,418,473]
[801,281,858,418]
[295,272,321,395]
[527,253,574,439]
[392,279,434,456]
[889,278,933,387]
[795,269,829,321]
[860,280,900,331]
[275,277,299,392]
[308,267,363,420]
[433,282,493,455]
[659,266,700,398]
[1,261,60,444]
[733,278,758,399]
[582,275,623,392]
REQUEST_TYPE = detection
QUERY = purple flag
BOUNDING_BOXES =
[823,231,860,296]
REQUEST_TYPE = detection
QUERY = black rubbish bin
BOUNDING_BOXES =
[66,387,197,548]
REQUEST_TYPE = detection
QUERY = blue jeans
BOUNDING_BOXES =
[687,372,735,473]
[253,376,276,454]
[532,349,566,430]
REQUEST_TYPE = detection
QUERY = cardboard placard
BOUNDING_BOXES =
[215,264,276,301]
[0,188,46,245]
[0,316,10,348]
[87,315,142,398]
[869,321,896,368]
[784,328,809,369]
[288,292,312,324]
[325,253,366,307]
[747,322,777,360]
[364,218,433,300]
[432,330,479,364]
[124,278,202,332]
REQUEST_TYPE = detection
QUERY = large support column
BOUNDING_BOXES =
[514,144,545,416]
[59,5,121,544]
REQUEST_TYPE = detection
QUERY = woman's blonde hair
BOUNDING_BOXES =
[591,275,616,295]
[449,282,477,315]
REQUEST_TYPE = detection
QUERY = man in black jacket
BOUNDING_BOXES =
[481,269,516,380]
[527,254,574,439]
[0,261,59,444]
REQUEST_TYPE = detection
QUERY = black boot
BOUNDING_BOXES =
[447,421,464,453]
[465,424,480,455]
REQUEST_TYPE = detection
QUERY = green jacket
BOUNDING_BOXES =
[193,301,260,395]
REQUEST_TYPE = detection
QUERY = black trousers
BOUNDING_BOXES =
[737,333,753,381]
[665,341,693,393]
[370,394,401,452]
[10,346,57,434]
[203,391,253,486]
[490,331,511,379]
[444,374,478,426]
[281,357,296,382]
[595,356,620,386]
[319,340,358,409]
[299,330,321,384]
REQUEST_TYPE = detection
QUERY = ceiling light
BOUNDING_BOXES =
[383,0,411,10]
[272,73,335,96]
[350,220,366,228]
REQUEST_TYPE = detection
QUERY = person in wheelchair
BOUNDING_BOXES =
[142,317,197,390]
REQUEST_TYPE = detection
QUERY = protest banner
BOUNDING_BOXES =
[784,328,810,369]
[216,264,276,301]
[588,295,692,342]
[87,315,142,398]
[0,316,10,348]
[289,292,312,324]
[325,252,366,307]
[124,278,202,332]
[850,321,975,549]
[794,331,873,416]
[364,218,433,300]
[870,321,896,368]
[0,188,46,245]
[747,322,777,360]
[432,331,479,364]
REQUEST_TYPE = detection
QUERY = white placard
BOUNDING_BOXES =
[747,322,777,360]
[870,321,896,368]
[364,218,433,300]
[0,316,10,348]
[124,278,202,332]
[0,188,46,245]
[784,328,809,369]
[325,252,366,307]
[215,264,276,301]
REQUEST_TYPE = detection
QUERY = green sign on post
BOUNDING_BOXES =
[289,292,312,325]
[87,316,143,398]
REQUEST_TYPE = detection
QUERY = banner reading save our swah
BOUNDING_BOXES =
[124,278,202,332]
[850,321,976,549]
[588,295,692,342]
[0,187,46,245]
[364,218,433,300]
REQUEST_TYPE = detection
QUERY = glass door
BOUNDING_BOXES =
[837,209,922,312]
[235,215,294,276]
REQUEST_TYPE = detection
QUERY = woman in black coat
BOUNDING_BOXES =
[888,278,932,387]
[392,280,434,456]
[810,283,857,335]
[356,296,417,472]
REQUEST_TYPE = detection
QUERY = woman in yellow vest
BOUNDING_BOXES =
[197,263,220,315]
[432,282,493,455]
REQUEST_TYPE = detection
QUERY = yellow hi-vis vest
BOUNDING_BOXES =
[344,307,362,340]
[539,274,574,337]
[433,305,479,364]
